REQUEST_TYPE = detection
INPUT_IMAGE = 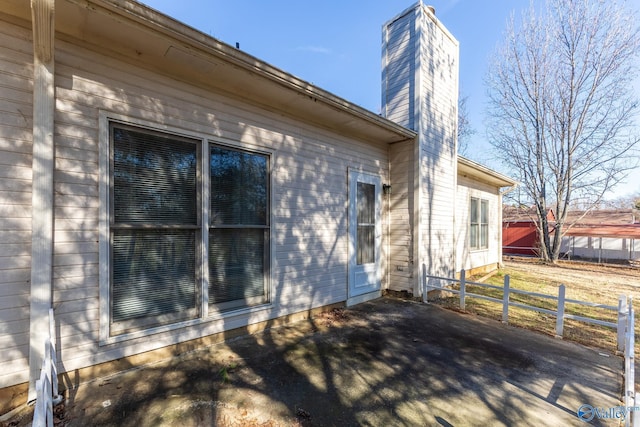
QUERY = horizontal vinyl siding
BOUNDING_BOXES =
[40,35,389,382]
[388,140,414,292]
[418,9,458,279]
[383,12,415,130]
[0,20,33,388]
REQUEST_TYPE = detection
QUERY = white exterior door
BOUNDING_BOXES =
[348,170,382,305]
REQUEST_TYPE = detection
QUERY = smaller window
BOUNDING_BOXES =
[470,197,489,250]
[480,199,489,248]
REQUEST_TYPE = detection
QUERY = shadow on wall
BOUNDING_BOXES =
[382,7,458,283]
[0,87,35,411]
[26,30,389,420]
[419,14,458,281]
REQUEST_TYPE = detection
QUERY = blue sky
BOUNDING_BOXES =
[140,0,640,200]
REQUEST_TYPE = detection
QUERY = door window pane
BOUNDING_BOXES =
[357,182,375,264]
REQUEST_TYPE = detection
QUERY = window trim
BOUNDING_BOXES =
[99,111,274,345]
[469,196,489,251]
[109,123,202,335]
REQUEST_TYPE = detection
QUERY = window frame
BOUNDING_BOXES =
[99,112,273,345]
[469,196,489,251]
[108,123,202,335]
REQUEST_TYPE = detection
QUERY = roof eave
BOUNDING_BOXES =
[457,156,517,188]
[3,0,417,144]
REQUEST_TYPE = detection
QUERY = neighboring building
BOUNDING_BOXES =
[559,210,640,263]
[0,0,514,412]
[503,207,640,263]
[502,207,555,257]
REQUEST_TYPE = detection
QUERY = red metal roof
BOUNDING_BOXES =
[564,225,640,239]
[503,206,555,223]
[503,208,640,238]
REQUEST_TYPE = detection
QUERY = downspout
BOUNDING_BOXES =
[28,0,55,402]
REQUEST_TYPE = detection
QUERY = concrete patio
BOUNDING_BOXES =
[29,298,624,426]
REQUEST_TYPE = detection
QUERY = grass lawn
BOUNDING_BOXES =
[431,260,640,353]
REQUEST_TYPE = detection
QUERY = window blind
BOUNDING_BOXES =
[209,146,269,310]
[113,126,197,224]
[209,228,265,305]
[111,124,199,327]
[210,147,267,226]
[112,230,196,322]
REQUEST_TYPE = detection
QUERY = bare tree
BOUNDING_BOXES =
[457,93,475,155]
[486,0,640,262]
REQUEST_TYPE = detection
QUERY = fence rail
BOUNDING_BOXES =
[32,308,62,427]
[422,266,637,426]
[422,268,623,346]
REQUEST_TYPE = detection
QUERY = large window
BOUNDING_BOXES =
[107,122,270,336]
[470,197,489,250]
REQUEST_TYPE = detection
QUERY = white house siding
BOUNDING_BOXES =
[0,19,34,389]
[455,176,502,272]
[388,139,415,292]
[0,27,390,389]
[382,8,416,131]
[383,4,459,289]
[418,9,458,280]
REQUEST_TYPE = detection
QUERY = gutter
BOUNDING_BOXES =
[78,0,416,141]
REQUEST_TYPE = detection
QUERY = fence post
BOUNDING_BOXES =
[48,308,61,403]
[33,378,44,426]
[502,275,510,323]
[625,301,635,423]
[41,346,53,427]
[459,269,466,311]
[555,285,566,338]
[422,264,428,304]
[618,295,628,354]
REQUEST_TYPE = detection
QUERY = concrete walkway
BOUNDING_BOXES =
[54,298,624,426]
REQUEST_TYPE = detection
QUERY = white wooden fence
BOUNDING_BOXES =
[423,266,637,426]
[621,296,638,427]
[423,267,625,347]
[32,308,62,427]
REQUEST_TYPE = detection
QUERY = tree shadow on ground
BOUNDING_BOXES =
[5,297,623,427]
